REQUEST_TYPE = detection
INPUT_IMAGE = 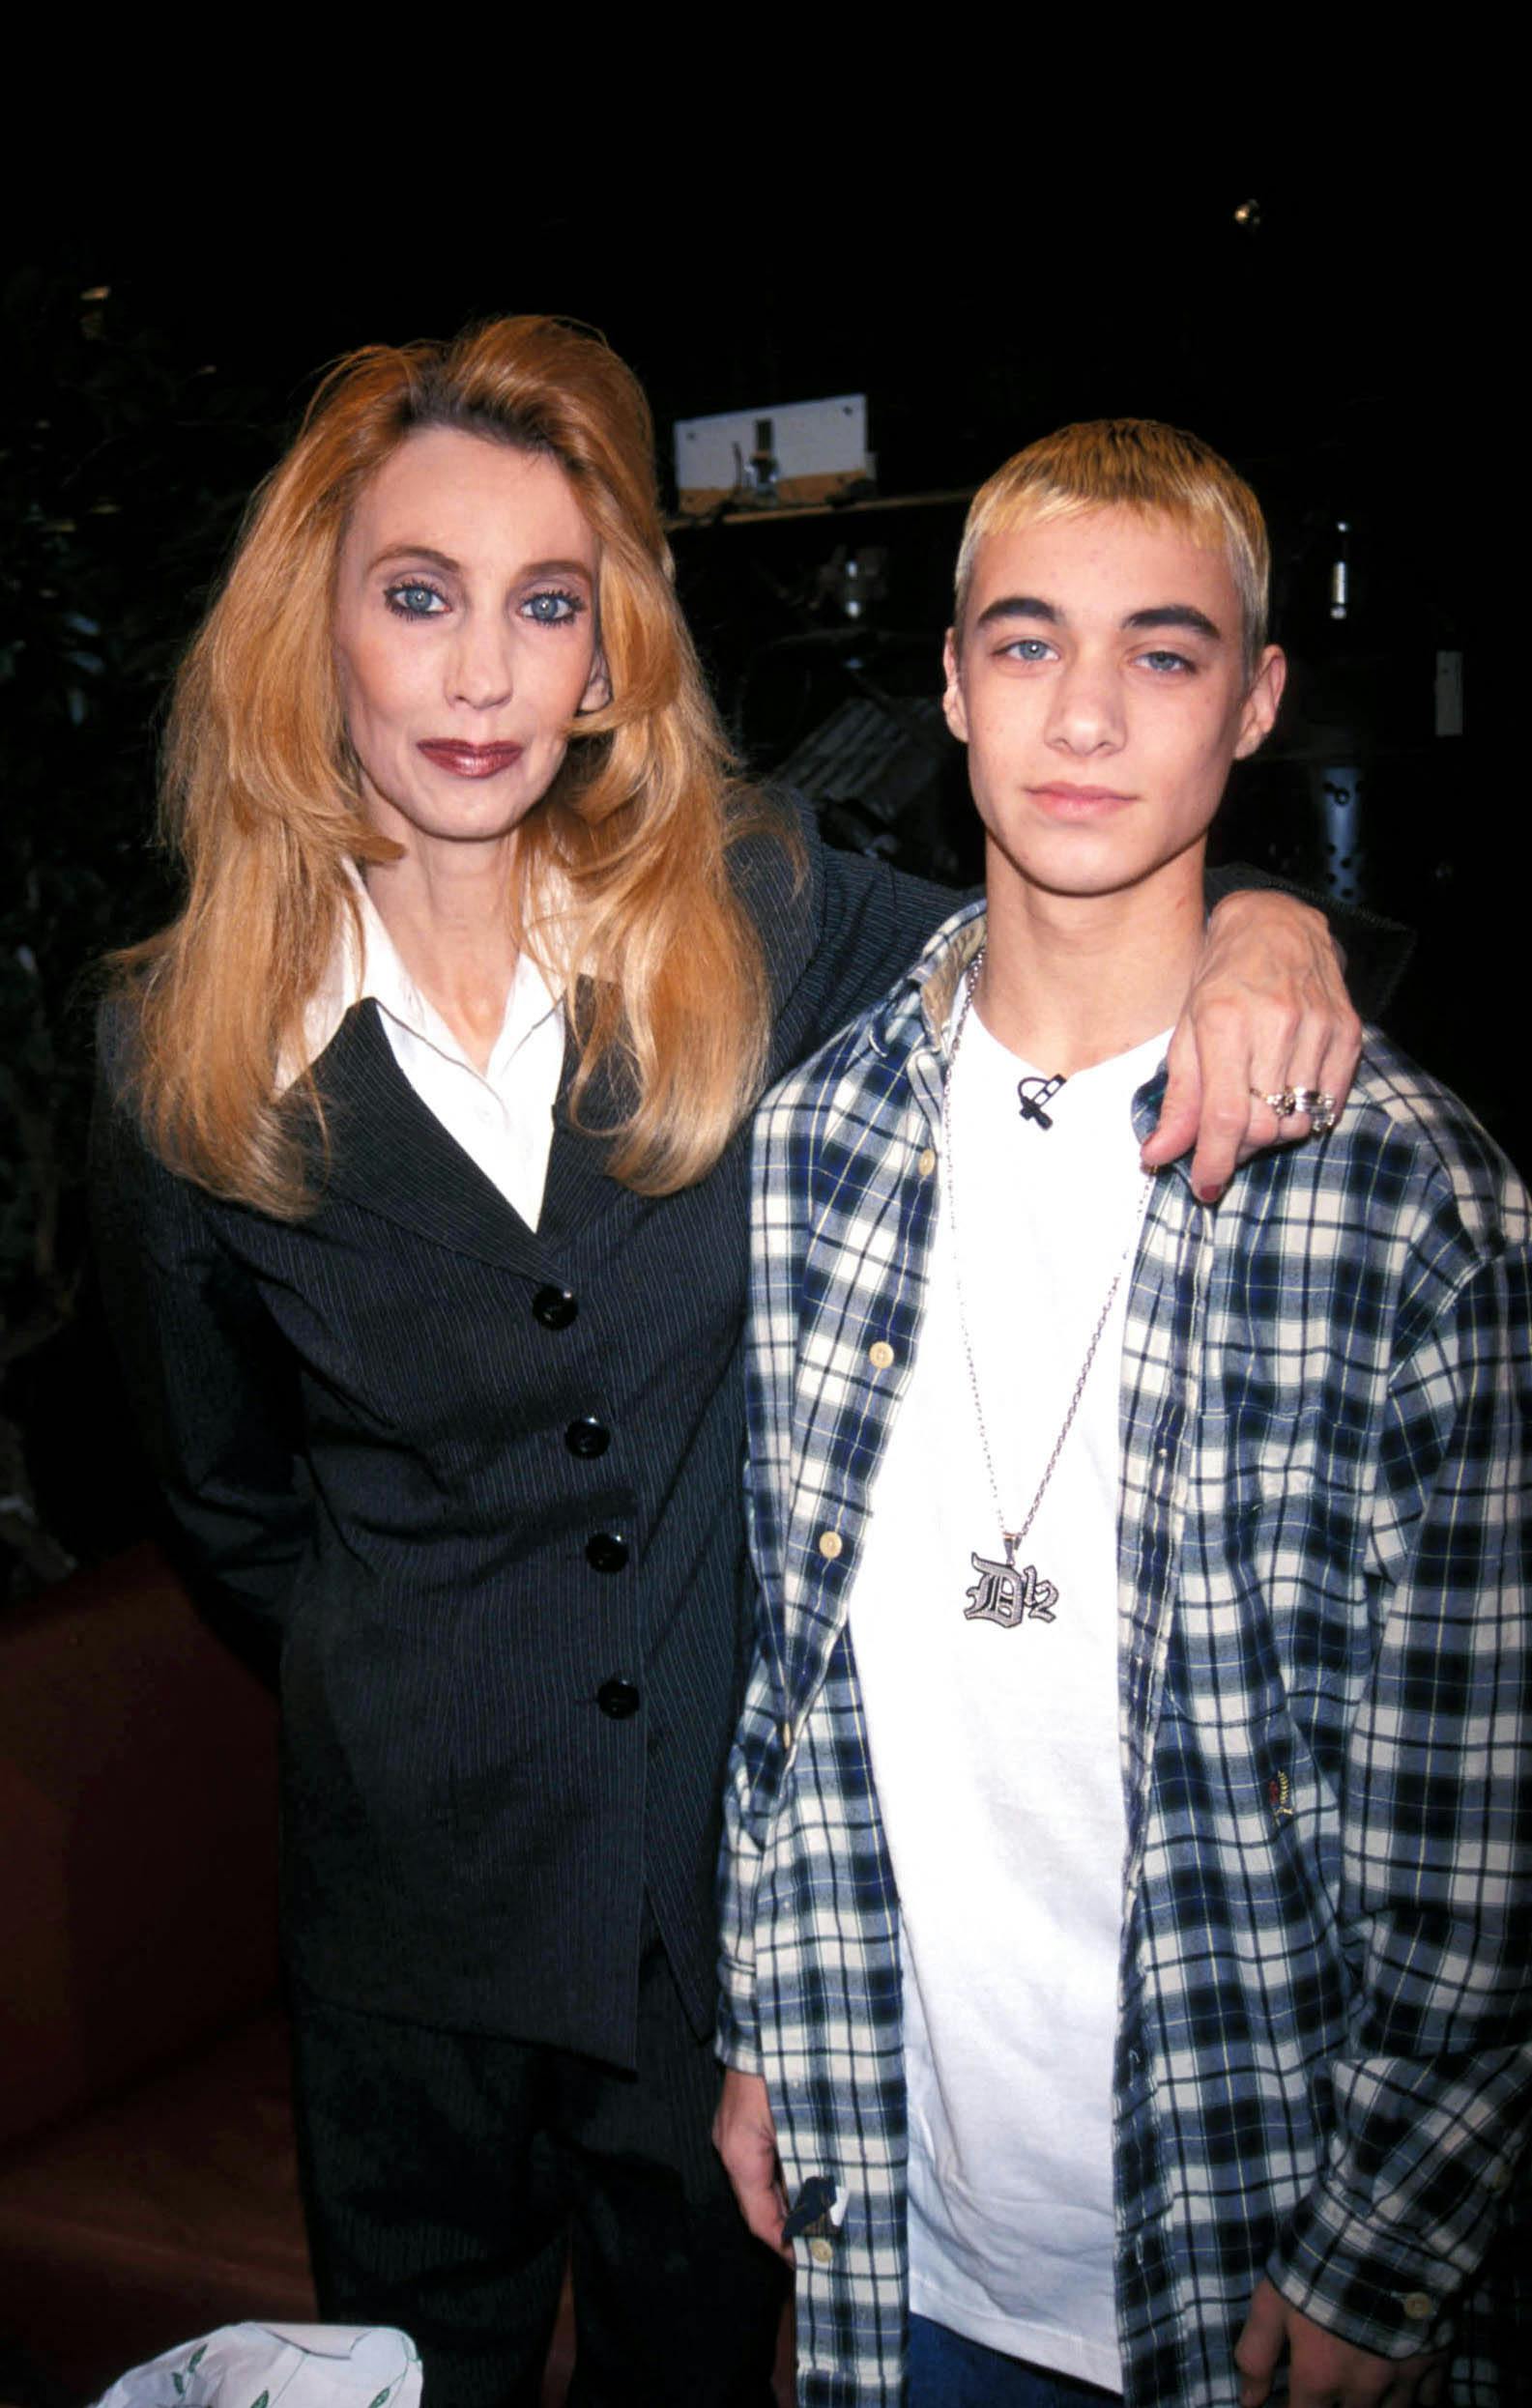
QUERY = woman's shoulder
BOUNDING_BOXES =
[726,788,959,1066]
[725,783,815,909]
[94,980,148,1109]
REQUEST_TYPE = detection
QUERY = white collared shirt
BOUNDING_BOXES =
[289,868,565,1231]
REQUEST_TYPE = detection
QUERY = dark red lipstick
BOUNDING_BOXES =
[418,740,524,779]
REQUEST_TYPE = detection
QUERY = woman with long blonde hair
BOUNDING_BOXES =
[93,315,1369,2405]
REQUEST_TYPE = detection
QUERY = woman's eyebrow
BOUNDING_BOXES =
[367,543,459,574]
[365,546,594,583]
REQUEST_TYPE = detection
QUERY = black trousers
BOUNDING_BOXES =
[292,1926,785,2408]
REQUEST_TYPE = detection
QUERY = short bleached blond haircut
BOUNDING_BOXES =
[953,417,1270,674]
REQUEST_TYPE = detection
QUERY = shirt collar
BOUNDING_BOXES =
[283,861,562,1089]
[882,895,1200,1199]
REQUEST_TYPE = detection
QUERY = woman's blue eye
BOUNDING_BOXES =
[523,588,585,626]
[386,582,447,618]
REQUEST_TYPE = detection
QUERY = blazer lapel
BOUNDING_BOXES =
[306,1004,567,1277]
[536,989,634,1249]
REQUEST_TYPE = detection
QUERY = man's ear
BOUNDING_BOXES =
[942,630,968,744]
[577,651,613,716]
[1233,645,1286,760]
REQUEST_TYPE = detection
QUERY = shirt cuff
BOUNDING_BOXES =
[716,1958,764,2077]
[1269,2187,1460,2359]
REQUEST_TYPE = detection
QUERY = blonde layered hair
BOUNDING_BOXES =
[120,316,781,1212]
[954,418,1270,672]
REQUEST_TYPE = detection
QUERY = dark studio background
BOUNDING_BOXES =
[0,178,1483,1602]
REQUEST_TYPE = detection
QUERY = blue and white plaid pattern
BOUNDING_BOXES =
[719,903,1531,2407]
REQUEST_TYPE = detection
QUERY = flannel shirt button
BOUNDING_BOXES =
[1488,2162,1513,2193]
[819,1531,844,1561]
[868,1340,895,1369]
[779,1719,795,1749]
[1401,2292,1434,2323]
[917,1147,937,1177]
[808,2236,834,2265]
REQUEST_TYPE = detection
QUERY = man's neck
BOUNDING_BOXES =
[975,844,1207,1075]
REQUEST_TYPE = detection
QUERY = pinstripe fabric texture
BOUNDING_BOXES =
[719,903,1530,2406]
[90,806,953,2069]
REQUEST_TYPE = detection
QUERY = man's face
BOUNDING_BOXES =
[943,505,1285,907]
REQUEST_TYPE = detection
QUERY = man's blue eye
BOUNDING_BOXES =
[1142,649,1193,674]
[1005,638,1052,662]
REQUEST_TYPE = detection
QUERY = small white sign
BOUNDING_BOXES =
[674,394,869,501]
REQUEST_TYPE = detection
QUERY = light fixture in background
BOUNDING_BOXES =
[1232,199,1261,228]
[1330,521,1350,621]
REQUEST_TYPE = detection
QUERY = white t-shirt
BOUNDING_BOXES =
[847,1002,1163,2392]
[289,868,565,1230]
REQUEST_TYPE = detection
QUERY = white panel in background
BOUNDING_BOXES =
[674,394,869,505]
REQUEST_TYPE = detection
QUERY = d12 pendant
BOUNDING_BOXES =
[964,1549,1059,1628]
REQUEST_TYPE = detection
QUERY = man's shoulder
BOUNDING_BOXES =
[756,897,980,1134]
[1344,1031,1530,1257]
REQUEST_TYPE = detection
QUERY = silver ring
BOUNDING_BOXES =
[1252,1085,1337,1132]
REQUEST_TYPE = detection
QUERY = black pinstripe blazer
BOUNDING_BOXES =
[90,812,954,2066]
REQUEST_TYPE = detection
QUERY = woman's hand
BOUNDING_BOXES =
[713,2067,794,2259]
[1143,890,1364,1203]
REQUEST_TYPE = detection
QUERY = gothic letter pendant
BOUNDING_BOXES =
[964,1547,1059,1628]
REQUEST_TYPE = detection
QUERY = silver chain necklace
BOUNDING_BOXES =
[941,950,1153,1631]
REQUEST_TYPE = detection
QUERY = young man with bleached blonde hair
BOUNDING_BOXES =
[951,420,1272,677]
[715,420,1528,2406]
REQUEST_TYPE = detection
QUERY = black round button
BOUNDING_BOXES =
[586,1532,629,1573]
[565,1415,611,1459]
[532,1285,577,1330]
[597,1677,641,1720]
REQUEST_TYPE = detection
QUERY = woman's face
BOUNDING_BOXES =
[333,426,604,857]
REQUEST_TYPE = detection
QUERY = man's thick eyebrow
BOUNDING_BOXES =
[973,594,1060,629]
[972,596,1227,643]
[1122,603,1224,641]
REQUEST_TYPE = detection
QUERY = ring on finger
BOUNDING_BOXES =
[1251,1084,1338,1135]
[1287,1086,1338,1135]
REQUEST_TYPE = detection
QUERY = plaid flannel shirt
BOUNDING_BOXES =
[719,903,1531,2407]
